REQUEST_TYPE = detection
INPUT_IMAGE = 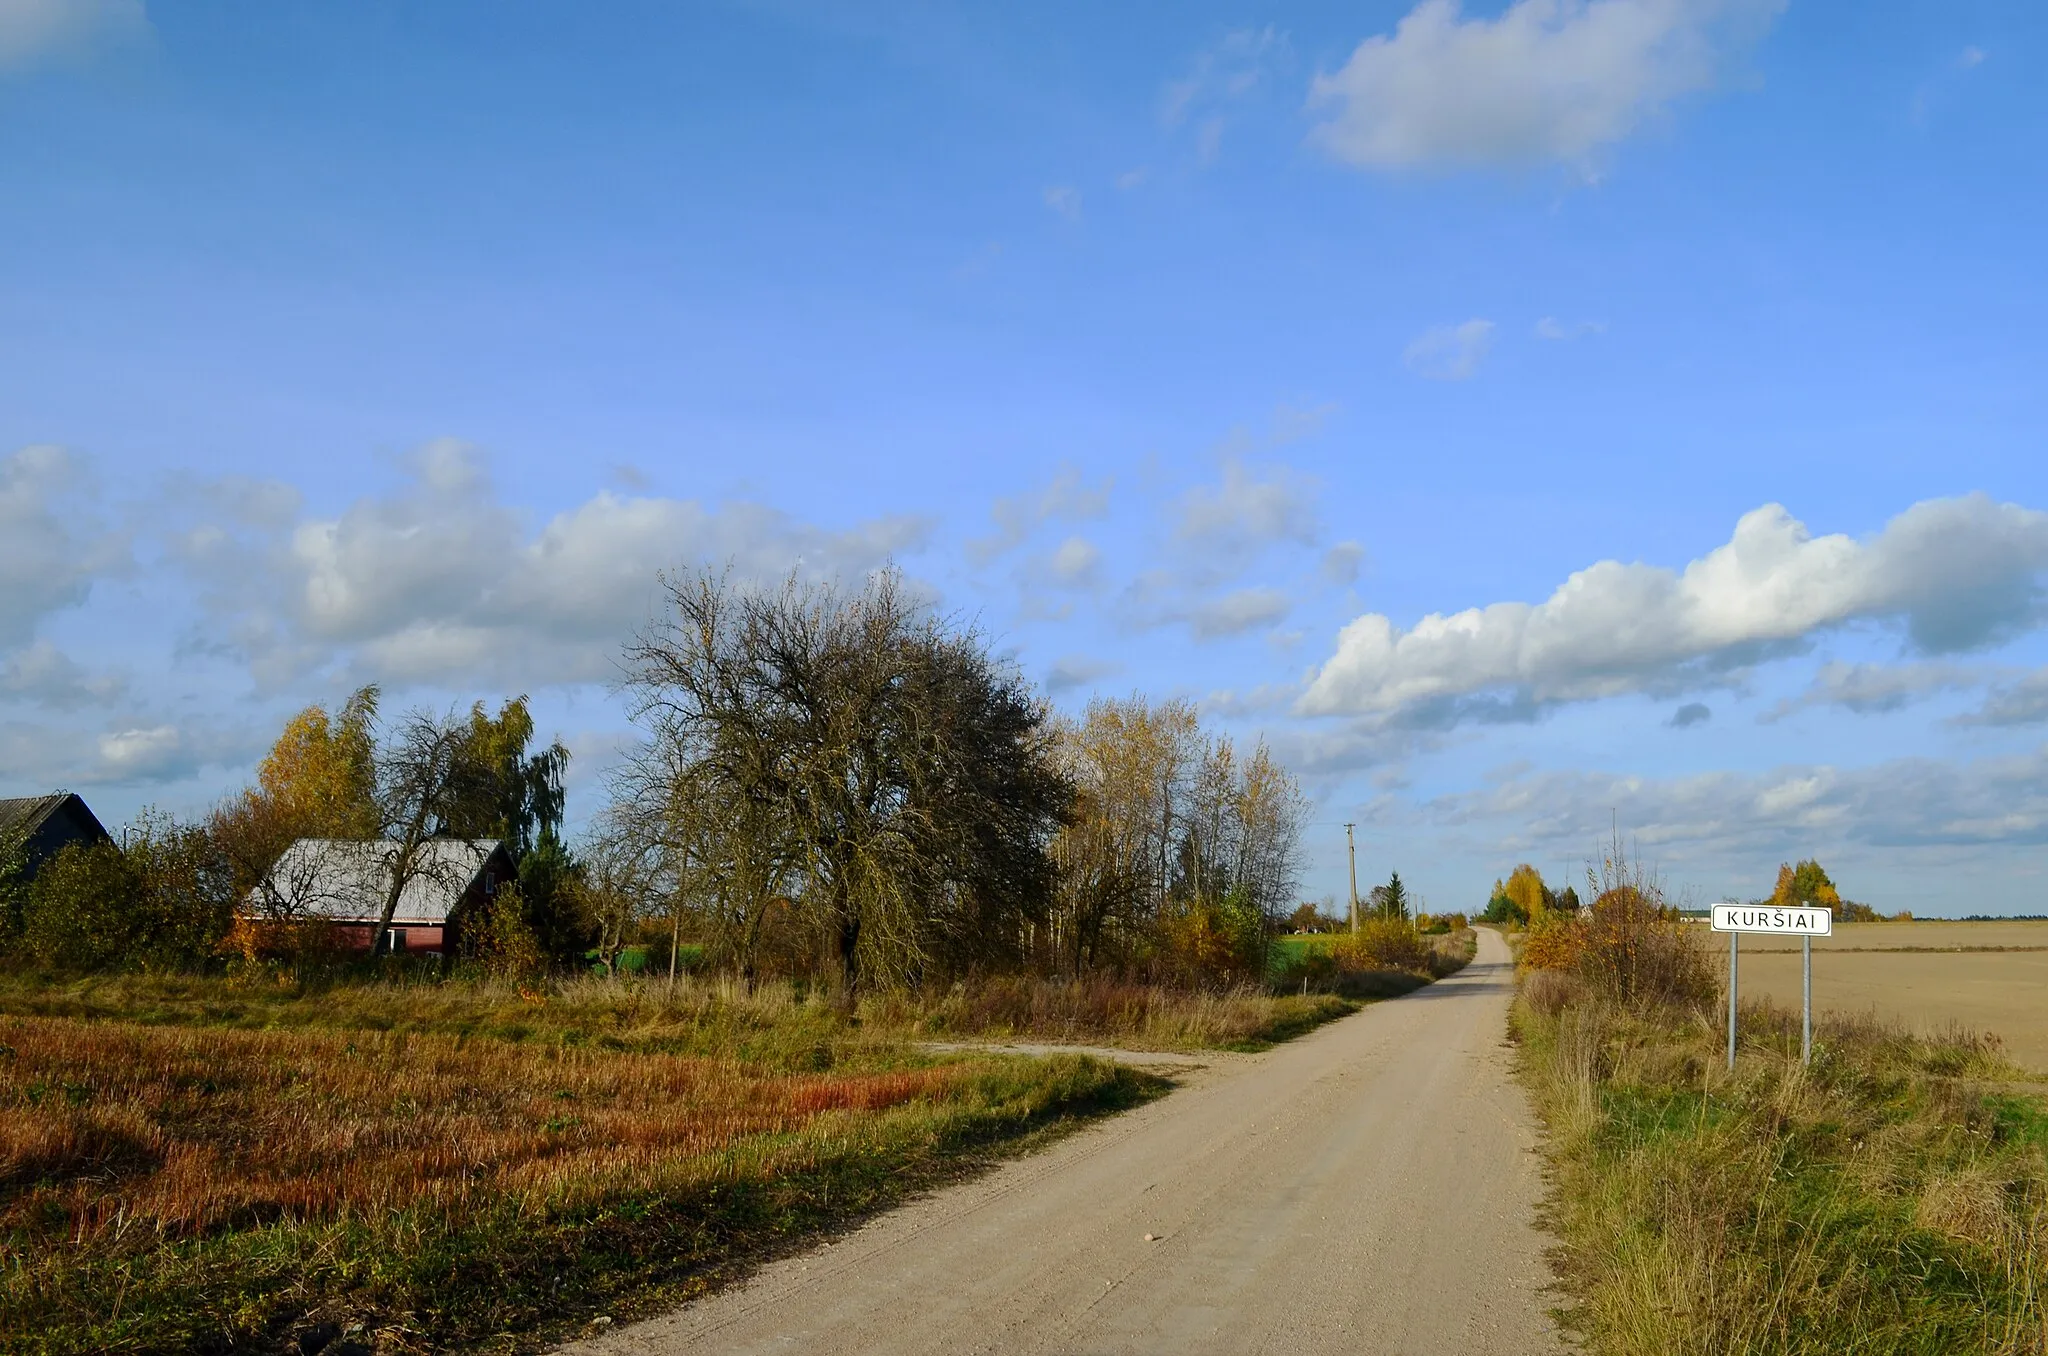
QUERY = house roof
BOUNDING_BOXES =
[0,794,67,839]
[0,792,111,853]
[254,838,508,924]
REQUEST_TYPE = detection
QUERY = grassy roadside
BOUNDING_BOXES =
[0,965,1367,1354]
[0,1003,1154,1355]
[1514,976,2048,1355]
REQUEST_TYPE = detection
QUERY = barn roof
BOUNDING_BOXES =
[0,792,111,850]
[254,838,508,924]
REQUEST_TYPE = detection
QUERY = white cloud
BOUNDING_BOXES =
[0,639,124,708]
[1763,660,1981,721]
[1163,26,1288,162]
[969,465,1111,564]
[1307,0,1782,173]
[1042,185,1082,222]
[1405,319,1495,379]
[1961,669,2048,727]
[0,445,129,648]
[1321,541,1366,586]
[181,440,933,689]
[1535,316,1606,340]
[1191,587,1292,639]
[1045,654,1121,693]
[1438,747,2048,865]
[1174,457,1321,562]
[1046,536,1103,588]
[1116,167,1149,190]
[1163,26,1287,126]
[1300,495,2048,720]
[0,0,149,72]
[1956,45,1986,70]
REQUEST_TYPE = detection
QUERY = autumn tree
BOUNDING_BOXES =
[212,686,382,918]
[619,567,1071,997]
[1770,860,1843,909]
[1505,864,1547,925]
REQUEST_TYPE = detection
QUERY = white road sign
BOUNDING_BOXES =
[1711,903,1833,937]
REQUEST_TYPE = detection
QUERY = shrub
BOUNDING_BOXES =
[1331,917,1432,974]
[1520,912,1586,972]
[464,883,547,980]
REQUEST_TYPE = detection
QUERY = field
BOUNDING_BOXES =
[0,969,1357,1355]
[1712,921,2048,1073]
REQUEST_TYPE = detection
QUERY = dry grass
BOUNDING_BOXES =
[0,973,1159,1355]
[864,974,1356,1051]
[1517,990,2048,1355]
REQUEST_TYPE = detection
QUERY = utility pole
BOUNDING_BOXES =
[1345,823,1359,934]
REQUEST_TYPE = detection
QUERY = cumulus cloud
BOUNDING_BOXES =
[1307,0,1782,172]
[969,465,1111,564]
[0,445,129,649]
[1669,701,1711,727]
[180,440,932,689]
[1299,494,2048,720]
[1404,319,1494,380]
[0,0,149,72]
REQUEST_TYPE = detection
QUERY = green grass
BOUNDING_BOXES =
[1516,982,2048,1355]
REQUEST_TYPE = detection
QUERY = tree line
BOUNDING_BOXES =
[1,568,1311,991]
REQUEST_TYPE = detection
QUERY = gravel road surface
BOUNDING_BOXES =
[563,927,1562,1355]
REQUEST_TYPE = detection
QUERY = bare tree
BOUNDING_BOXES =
[618,567,1069,997]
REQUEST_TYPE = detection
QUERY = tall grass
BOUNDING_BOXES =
[1516,978,2048,1355]
[0,977,1156,1354]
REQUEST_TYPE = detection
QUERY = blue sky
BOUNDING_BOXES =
[4,0,2045,915]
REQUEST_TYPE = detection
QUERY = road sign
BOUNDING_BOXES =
[1711,904,1833,937]
[1713,904,1831,1068]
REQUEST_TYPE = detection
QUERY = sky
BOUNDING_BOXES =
[3,0,2045,916]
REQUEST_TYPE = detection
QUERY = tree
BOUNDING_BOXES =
[1770,860,1843,909]
[1378,871,1409,921]
[1505,864,1546,924]
[213,687,383,920]
[1481,880,1523,925]
[620,567,1072,997]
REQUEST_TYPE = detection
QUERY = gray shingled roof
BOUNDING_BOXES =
[253,838,506,924]
[0,794,69,839]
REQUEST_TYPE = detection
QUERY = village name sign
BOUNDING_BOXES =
[1713,901,1834,1068]
[1711,904,1833,937]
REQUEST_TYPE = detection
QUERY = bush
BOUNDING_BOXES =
[464,883,547,980]
[1520,912,1586,972]
[15,816,232,972]
[1332,917,1433,974]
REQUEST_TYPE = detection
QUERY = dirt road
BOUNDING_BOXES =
[565,929,1561,1355]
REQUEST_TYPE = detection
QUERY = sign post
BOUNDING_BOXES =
[1711,904,1832,1067]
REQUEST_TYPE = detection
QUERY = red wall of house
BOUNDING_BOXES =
[334,924,447,955]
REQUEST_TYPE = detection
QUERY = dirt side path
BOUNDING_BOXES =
[562,928,1562,1356]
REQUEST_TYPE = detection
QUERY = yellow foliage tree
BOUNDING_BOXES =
[255,686,381,839]
[1505,863,1547,924]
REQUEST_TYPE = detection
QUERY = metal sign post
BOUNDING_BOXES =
[1711,904,1833,1067]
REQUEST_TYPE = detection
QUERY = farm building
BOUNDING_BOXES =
[0,792,113,880]
[250,838,514,957]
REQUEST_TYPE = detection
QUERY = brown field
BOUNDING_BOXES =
[1710,920,2048,1074]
